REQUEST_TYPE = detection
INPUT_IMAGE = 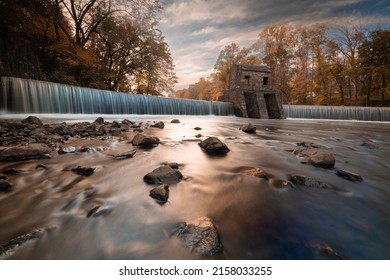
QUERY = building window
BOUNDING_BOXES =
[263,77,269,85]
[244,75,250,84]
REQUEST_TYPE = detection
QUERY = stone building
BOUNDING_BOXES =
[220,64,284,118]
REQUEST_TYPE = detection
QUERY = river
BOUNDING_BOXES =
[0,115,389,259]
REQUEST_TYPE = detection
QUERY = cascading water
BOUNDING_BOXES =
[283,104,390,122]
[0,77,234,115]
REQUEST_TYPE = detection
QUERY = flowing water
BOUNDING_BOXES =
[0,115,389,259]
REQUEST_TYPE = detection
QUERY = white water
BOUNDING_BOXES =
[0,77,234,116]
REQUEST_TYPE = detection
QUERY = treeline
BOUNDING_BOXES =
[0,0,177,95]
[176,22,389,106]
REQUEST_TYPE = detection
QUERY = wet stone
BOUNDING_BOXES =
[240,123,256,134]
[289,175,331,188]
[195,134,202,138]
[132,133,160,148]
[112,150,136,160]
[176,217,223,256]
[71,166,95,176]
[171,119,181,123]
[0,179,12,192]
[198,137,230,154]
[335,169,363,182]
[297,148,335,168]
[21,116,43,126]
[149,184,170,204]
[150,121,165,129]
[36,164,47,170]
[0,143,51,161]
[143,165,183,184]
[194,127,202,131]
[94,117,105,125]
[59,146,76,154]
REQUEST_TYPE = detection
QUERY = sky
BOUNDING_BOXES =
[158,0,390,90]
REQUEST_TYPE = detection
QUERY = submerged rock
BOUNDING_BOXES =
[112,150,136,160]
[150,121,165,128]
[71,166,95,176]
[176,217,223,256]
[289,175,331,188]
[143,165,183,184]
[198,137,230,154]
[0,143,51,161]
[132,133,160,147]
[149,184,170,204]
[240,123,256,134]
[239,167,268,178]
[335,169,363,182]
[0,179,12,192]
[360,139,379,149]
[297,148,335,168]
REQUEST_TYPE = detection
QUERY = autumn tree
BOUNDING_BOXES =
[359,29,390,104]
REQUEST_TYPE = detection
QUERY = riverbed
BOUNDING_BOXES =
[0,115,389,259]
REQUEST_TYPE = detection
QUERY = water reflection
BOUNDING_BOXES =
[0,116,389,259]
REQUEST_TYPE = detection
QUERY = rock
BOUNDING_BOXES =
[335,169,363,182]
[198,137,230,154]
[71,166,95,176]
[0,175,8,180]
[143,165,183,184]
[289,175,331,188]
[298,148,335,168]
[0,143,51,161]
[150,121,165,129]
[297,142,324,149]
[94,117,105,125]
[112,150,136,160]
[240,167,268,178]
[59,146,76,154]
[361,139,379,149]
[166,162,180,169]
[306,241,345,260]
[21,116,43,126]
[176,217,223,256]
[133,128,143,133]
[52,124,69,135]
[35,164,47,170]
[0,179,12,192]
[149,184,170,204]
[171,119,181,123]
[240,123,256,134]
[132,133,160,147]
[195,134,202,138]
[194,127,202,131]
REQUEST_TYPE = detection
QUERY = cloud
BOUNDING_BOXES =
[190,26,218,36]
[159,0,390,90]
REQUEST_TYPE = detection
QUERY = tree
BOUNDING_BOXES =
[359,29,390,104]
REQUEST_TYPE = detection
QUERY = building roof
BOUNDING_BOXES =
[236,64,272,73]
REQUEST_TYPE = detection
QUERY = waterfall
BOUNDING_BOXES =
[283,105,390,122]
[0,77,234,116]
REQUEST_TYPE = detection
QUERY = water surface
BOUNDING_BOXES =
[1,115,389,259]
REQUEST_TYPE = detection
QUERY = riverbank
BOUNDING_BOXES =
[1,115,389,259]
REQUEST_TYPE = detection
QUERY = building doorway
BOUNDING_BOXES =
[264,93,281,119]
[244,92,260,118]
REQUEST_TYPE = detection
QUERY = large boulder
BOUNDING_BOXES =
[198,137,230,154]
[176,217,223,256]
[298,148,335,168]
[132,133,160,147]
[143,165,183,184]
[0,143,51,161]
